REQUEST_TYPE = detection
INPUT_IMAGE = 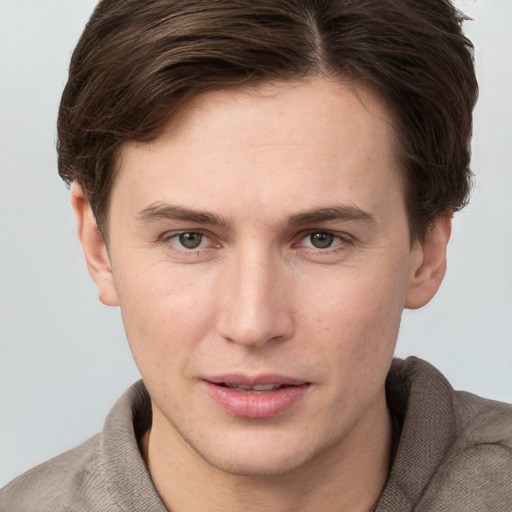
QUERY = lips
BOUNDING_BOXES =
[203,375,310,418]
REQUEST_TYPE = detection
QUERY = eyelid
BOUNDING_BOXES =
[159,229,219,251]
[293,229,353,250]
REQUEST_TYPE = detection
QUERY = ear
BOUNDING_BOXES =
[404,215,452,310]
[70,182,119,306]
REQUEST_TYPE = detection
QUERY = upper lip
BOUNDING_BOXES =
[204,374,309,387]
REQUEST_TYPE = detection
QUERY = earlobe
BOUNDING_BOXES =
[404,215,452,310]
[70,182,119,307]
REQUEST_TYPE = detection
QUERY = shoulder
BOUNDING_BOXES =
[388,357,512,449]
[0,381,155,512]
[423,391,512,511]
[0,433,121,512]
[383,357,512,511]
[452,388,512,450]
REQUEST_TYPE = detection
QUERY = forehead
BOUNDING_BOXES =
[113,77,402,222]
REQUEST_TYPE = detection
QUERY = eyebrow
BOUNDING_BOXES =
[136,203,230,228]
[136,202,375,228]
[287,205,375,226]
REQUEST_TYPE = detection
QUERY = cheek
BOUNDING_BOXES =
[113,262,219,376]
[299,261,408,374]
[302,264,406,333]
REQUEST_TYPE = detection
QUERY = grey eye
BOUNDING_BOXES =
[309,232,335,249]
[178,232,204,249]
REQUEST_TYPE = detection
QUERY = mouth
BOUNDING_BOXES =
[202,376,311,418]
[215,383,293,394]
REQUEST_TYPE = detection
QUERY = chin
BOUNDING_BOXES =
[200,448,314,477]
[184,427,332,478]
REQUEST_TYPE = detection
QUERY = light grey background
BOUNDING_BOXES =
[1,0,511,487]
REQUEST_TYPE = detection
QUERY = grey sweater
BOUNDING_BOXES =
[1,357,511,511]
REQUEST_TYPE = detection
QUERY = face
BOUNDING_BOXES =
[77,78,448,476]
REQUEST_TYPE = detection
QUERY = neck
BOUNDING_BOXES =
[141,389,392,512]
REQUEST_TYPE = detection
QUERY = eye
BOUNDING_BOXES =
[177,232,205,249]
[297,231,349,250]
[306,232,336,249]
[163,231,210,250]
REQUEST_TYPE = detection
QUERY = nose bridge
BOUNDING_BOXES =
[217,244,293,347]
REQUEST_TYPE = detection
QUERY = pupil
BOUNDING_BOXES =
[179,232,203,249]
[310,233,334,249]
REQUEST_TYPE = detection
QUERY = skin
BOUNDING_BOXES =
[72,77,450,511]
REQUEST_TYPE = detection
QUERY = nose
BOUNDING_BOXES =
[216,249,295,348]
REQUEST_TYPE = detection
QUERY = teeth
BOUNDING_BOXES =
[223,383,284,392]
[252,384,277,391]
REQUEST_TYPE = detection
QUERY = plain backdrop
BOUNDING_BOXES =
[1,0,511,487]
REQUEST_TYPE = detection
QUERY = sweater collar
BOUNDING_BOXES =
[377,357,456,510]
[101,381,167,511]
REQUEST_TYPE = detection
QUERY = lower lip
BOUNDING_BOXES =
[203,382,310,419]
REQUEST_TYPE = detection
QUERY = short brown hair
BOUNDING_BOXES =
[57,0,478,243]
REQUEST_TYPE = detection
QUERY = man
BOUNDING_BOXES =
[1,0,511,510]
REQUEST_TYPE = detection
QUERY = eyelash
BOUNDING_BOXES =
[158,230,352,255]
[159,230,213,252]
[294,230,352,252]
